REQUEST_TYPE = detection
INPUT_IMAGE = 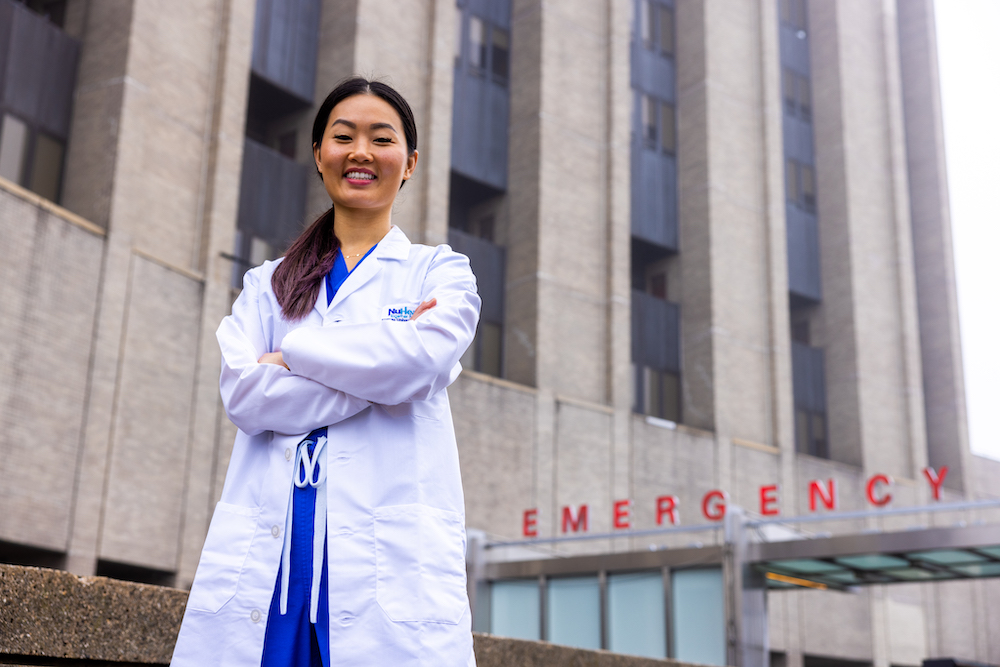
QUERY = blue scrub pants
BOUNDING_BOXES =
[261,431,331,667]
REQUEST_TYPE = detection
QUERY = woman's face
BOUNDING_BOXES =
[313,93,417,217]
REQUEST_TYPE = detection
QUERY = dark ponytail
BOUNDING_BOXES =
[271,77,418,320]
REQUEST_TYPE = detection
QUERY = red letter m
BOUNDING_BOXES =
[561,504,589,533]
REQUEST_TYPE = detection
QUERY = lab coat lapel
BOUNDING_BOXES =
[322,226,412,316]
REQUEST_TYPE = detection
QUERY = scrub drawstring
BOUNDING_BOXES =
[279,433,327,624]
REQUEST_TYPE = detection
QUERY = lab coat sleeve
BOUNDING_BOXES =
[280,246,481,405]
[217,268,371,436]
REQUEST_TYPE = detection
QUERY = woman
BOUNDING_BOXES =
[171,77,481,667]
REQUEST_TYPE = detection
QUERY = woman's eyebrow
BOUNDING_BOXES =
[330,119,397,134]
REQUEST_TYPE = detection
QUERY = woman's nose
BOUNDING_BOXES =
[349,140,374,162]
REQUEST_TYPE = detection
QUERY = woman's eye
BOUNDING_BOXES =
[374,137,392,143]
[334,135,352,141]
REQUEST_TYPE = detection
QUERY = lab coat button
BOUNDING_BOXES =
[250,609,262,623]
[284,448,292,460]
[271,525,280,538]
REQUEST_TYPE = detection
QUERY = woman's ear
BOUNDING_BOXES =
[402,150,419,181]
[313,142,322,175]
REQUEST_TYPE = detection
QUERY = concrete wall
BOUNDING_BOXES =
[0,563,692,667]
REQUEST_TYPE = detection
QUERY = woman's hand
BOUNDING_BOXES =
[258,351,289,370]
[409,298,437,320]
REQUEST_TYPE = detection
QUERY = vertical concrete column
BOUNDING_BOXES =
[808,0,926,480]
[176,0,256,588]
[896,0,972,493]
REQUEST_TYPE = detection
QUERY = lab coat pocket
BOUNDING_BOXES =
[374,504,467,624]
[187,502,260,613]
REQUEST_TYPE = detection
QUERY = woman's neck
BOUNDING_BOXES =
[333,207,392,255]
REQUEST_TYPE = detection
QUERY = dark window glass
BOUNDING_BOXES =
[660,103,675,153]
[29,132,64,202]
[642,95,657,146]
[810,413,827,458]
[795,409,809,452]
[797,74,812,119]
[469,16,487,70]
[782,68,797,115]
[648,271,666,300]
[658,5,674,55]
[785,158,799,204]
[801,164,815,211]
[641,367,680,422]
[491,27,509,81]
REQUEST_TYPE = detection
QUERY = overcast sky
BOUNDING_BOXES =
[935,0,1000,461]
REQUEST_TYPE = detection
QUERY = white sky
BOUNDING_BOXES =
[935,0,1000,461]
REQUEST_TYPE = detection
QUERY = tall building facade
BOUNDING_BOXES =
[0,0,997,664]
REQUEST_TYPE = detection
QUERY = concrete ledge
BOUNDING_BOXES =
[1,564,692,666]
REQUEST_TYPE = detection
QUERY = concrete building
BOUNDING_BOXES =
[0,0,997,665]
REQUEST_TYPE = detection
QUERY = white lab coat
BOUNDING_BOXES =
[171,226,481,667]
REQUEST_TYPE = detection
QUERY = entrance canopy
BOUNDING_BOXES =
[749,523,1000,590]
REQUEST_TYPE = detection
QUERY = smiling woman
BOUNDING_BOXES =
[170,77,482,667]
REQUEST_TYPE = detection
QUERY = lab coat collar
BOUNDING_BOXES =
[316,225,412,316]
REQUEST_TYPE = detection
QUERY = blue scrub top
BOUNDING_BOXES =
[261,246,376,667]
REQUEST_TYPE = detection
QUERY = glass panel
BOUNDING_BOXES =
[662,372,680,422]
[658,5,674,55]
[469,16,487,69]
[547,576,601,650]
[479,321,502,377]
[642,95,657,146]
[835,554,910,570]
[797,74,812,119]
[809,411,826,457]
[882,567,947,581]
[910,549,988,565]
[491,27,509,81]
[785,158,799,203]
[782,68,796,114]
[795,409,809,453]
[491,580,541,640]
[608,572,666,658]
[0,114,29,184]
[801,164,816,211]
[769,559,844,574]
[977,547,1000,559]
[640,0,654,49]
[671,568,726,666]
[953,562,1000,577]
[29,133,64,202]
[660,103,675,153]
[644,367,662,418]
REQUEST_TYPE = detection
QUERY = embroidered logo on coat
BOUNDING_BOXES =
[382,303,416,321]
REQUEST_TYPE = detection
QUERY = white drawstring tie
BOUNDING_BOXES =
[279,434,327,624]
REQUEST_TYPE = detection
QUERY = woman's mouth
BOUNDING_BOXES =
[344,170,376,183]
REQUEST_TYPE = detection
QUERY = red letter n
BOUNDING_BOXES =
[808,478,837,512]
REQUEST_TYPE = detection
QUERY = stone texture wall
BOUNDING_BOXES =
[0,564,690,667]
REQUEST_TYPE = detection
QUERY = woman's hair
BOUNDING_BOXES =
[270,77,418,320]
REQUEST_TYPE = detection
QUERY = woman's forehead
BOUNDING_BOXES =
[328,94,402,131]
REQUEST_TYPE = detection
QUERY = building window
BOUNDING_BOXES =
[782,67,812,121]
[0,112,67,203]
[491,27,509,81]
[643,367,680,422]
[795,408,827,458]
[469,16,487,70]
[785,158,816,213]
[779,0,807,32]
[639,1,674,57]
[660,102,676,153]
